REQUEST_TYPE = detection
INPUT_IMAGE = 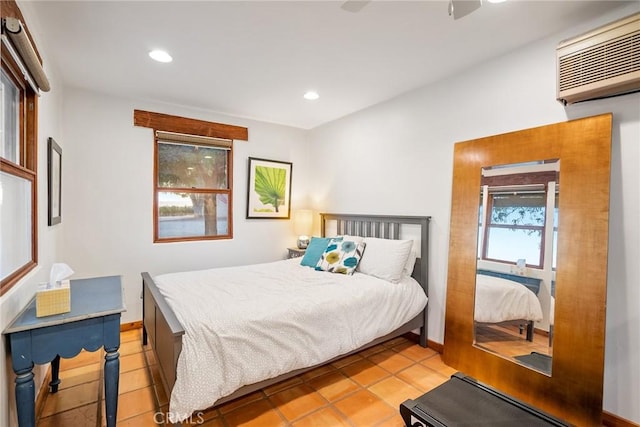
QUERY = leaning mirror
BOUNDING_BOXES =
[473,160,559,376]
[443,114,612,426]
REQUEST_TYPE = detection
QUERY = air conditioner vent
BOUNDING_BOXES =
[557,13,640,105]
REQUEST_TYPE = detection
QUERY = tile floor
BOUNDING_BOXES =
[36,330,457,426]
[475,323,551,358]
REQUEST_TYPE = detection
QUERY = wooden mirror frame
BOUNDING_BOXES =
[443,114,612,426]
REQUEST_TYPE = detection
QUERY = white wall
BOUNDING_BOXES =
[307,5,640,423]
[0,3,65,424]
[59,88,311,324]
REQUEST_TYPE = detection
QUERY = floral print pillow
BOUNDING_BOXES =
[315,238,366,275]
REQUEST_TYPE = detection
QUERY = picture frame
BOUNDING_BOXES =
[246,157,292,219]
[48,137,62,225]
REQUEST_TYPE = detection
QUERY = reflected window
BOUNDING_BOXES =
[478,164,559,269]
[484,192,546,267]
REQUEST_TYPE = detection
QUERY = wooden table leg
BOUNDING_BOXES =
[15,364,36,427]
[104,347,120,427]
[50,355,61,393]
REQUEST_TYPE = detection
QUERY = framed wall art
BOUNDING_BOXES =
[246,157,292,219]
[48,137,62,225]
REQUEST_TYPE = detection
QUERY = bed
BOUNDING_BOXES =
[474,271,543,341]
[141,213,430,422]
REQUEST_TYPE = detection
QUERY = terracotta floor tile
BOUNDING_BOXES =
[60,349,103,371]
[368,376,422,408]
[37,329,459,427]
[307,370,360,402]
[117,410,164,426]
[37,402,98,427]
[367,349,414,373]
[375,413,407,427]
[120,352,147,373]
[199,406,220,421]
[292,406,350,427]
[420,354,458,377]
[331,353,363,368]
[119,340,145,357]
[154,383,170,407]
[391,342,438,362]
[121,328,142,343]
[144,348,158,366]
[41,381,100,417]
[339,359,390,387]
[263,376,303,396]
[396,364,448,393]
[200,417,225,427]
[359,344,387,357]
[103,385,156,424]
[223,398,287,427]
[118,367,153,394]
[299,364,336,381]
[268,384,328,421]
[58,362,102,391]
[333,389,397,426]
[382,337,410,348]
[218,391,265,414]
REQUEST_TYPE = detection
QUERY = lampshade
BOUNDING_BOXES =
[293,209,313,249]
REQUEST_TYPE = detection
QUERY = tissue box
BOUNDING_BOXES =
[36,280,71,317]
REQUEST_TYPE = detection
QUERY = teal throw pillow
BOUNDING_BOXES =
[300,237,336,267]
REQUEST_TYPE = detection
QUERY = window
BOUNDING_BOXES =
[1,43,38,294]
[155,133,232,242]
[133,109,248,243]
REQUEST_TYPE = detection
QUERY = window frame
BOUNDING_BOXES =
[1,45,38,295]
[480,190,547,268]
[154,137,233,243]
[478,169,558,270]
[133,109,248,244]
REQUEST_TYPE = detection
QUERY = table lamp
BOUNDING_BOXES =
[293,209,313,249]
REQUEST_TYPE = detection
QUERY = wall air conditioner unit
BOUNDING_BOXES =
[557,12,640,105]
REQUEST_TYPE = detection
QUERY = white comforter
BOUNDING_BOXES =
[153,258,427,421]
[474,274,543,323]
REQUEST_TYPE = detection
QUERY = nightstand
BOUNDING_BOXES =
[287,247,306,259]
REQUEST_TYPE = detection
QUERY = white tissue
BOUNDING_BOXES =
[47,263,74,289]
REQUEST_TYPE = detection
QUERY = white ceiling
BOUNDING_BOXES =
[26,0,634,129]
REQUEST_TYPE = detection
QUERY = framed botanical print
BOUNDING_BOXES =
[246,157,292,219]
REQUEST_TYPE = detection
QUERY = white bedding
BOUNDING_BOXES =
[474,274,543,324]
[153,258,427,422]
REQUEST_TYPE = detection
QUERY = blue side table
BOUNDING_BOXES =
[3,276,125,427]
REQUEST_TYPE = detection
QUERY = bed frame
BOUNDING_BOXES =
[141,213,430,417]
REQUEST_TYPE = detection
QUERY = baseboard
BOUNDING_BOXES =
[402,332,444,353]
[120,320,143,332]
[603,411,640,427]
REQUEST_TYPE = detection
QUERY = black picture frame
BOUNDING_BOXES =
[48,137,62,225]
[246,157,292,219]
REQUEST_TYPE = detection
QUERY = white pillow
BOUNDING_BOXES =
[358,237,413,283]
[403,249,418,277]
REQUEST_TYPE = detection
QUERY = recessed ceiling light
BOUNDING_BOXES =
[303,91,319,100]
[149,50,173,63]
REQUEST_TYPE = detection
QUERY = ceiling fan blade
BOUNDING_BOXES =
[341,0,371,13]
[450,0,482,20]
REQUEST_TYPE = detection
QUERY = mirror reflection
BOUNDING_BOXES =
[473,159,559,375]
